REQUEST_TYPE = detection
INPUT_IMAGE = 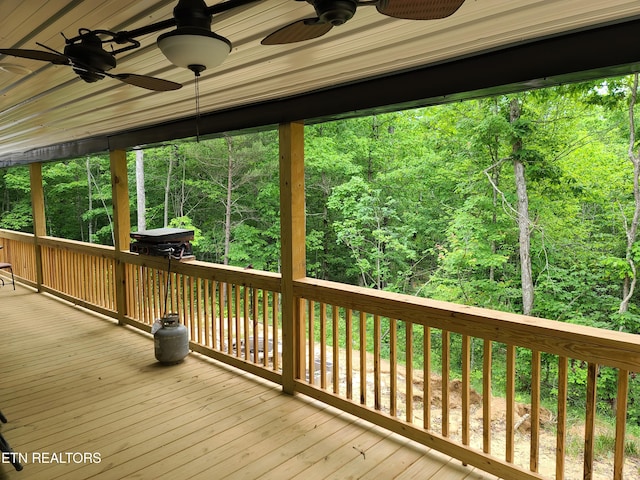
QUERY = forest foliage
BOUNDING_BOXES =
[3,75,640,422]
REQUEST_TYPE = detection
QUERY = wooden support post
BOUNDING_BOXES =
[279,121,306,395]
[29,163,46,290]
[110,149,131,325]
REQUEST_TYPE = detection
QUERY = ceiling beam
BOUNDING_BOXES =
[2,17,640,167]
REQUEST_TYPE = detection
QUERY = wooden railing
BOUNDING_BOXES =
[293,278,639,480]
[2,229,638,480]
[39,236,117,316]
[0,230,37,285]
[0,230,282,383]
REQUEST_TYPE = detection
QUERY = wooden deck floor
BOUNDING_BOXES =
[0,285,498,480]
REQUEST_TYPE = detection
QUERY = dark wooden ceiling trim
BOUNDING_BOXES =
[2,17,640,167]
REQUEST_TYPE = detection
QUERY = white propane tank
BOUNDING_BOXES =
[153,313,189,364]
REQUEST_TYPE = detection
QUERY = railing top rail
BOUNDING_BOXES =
[0,229,36,243]
[295,277,640,371]
[38,236,116,254]
[123,252,282,292]
[0,231,282,292]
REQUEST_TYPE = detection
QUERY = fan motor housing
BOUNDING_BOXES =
[64,36,116,83]
[313,0,357,25]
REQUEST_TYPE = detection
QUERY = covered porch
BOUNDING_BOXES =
[3,2,640,479]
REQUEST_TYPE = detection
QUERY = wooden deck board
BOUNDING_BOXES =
[0,286,496,480]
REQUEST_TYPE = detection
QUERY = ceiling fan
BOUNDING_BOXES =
[0,29,182,91]
[0,0,261,91]
[261,0,466,45]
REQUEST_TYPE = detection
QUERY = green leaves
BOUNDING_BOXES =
[328,176,417,290]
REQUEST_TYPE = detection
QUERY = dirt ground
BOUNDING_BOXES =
[319,349,640,480]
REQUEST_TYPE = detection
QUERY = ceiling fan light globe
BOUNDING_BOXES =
[157,28,231,72]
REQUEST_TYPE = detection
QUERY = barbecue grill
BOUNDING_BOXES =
[130,227,194,259]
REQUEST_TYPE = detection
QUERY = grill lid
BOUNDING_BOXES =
[130,227,194,243]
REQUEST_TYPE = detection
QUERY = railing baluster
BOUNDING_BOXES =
[360,311,367,405]
[204,279,211,347]
[272,292,279,371]
[442,329,450,437]
[90,254,95,304]
[346,309,353,400]
[63,248,70,295]
[171,271,179,314]
[138,267,149,323]
[83,253,88,302]
[390,317,397,416]
[187,275,194,339]
[253,288,259,365]
[234,284,241,357]
[137,266,144,321]
[150,267,157,320]
[262,290,268,367]
[84,254,90,303]
[424,325,431,431]
[107,258,112,308]
[146,266,152,321]
[194,277,202,344]
[462,334,470,446]
[506,344,516,463]
[374,314,381,410]
[614,369,629,480]
[584,362,598,479]
[156,266,163,323]
[332,305,339,393]
[249,287,258,365]
[226,282,233,354]
[483,339,492,454]
[243,286,250,360]
[308,300,315,384]
[218,283,225,351]
[557,356,568,480]
[530,349,541,472]
[406,321,413,424]
[320,302,327,389]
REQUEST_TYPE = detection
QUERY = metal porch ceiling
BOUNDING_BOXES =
[1,0,640,166]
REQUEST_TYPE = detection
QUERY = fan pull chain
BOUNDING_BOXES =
[194,72,201,142]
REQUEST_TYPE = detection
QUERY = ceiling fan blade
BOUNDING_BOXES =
[261,18,333,45]
[376,0,465,20]
[0,48,69,65]
[109,73,182,91]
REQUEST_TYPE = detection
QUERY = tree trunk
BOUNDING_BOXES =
[224,135,234,266]
[164,146,175,227]
[619,73,640,314]
[135,149,146,231]
[490,166,499,282]
[179,154,187,218]
[86,157,92,242]
[511,98,535,315]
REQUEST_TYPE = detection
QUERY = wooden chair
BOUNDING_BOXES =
[0,263,15,290]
